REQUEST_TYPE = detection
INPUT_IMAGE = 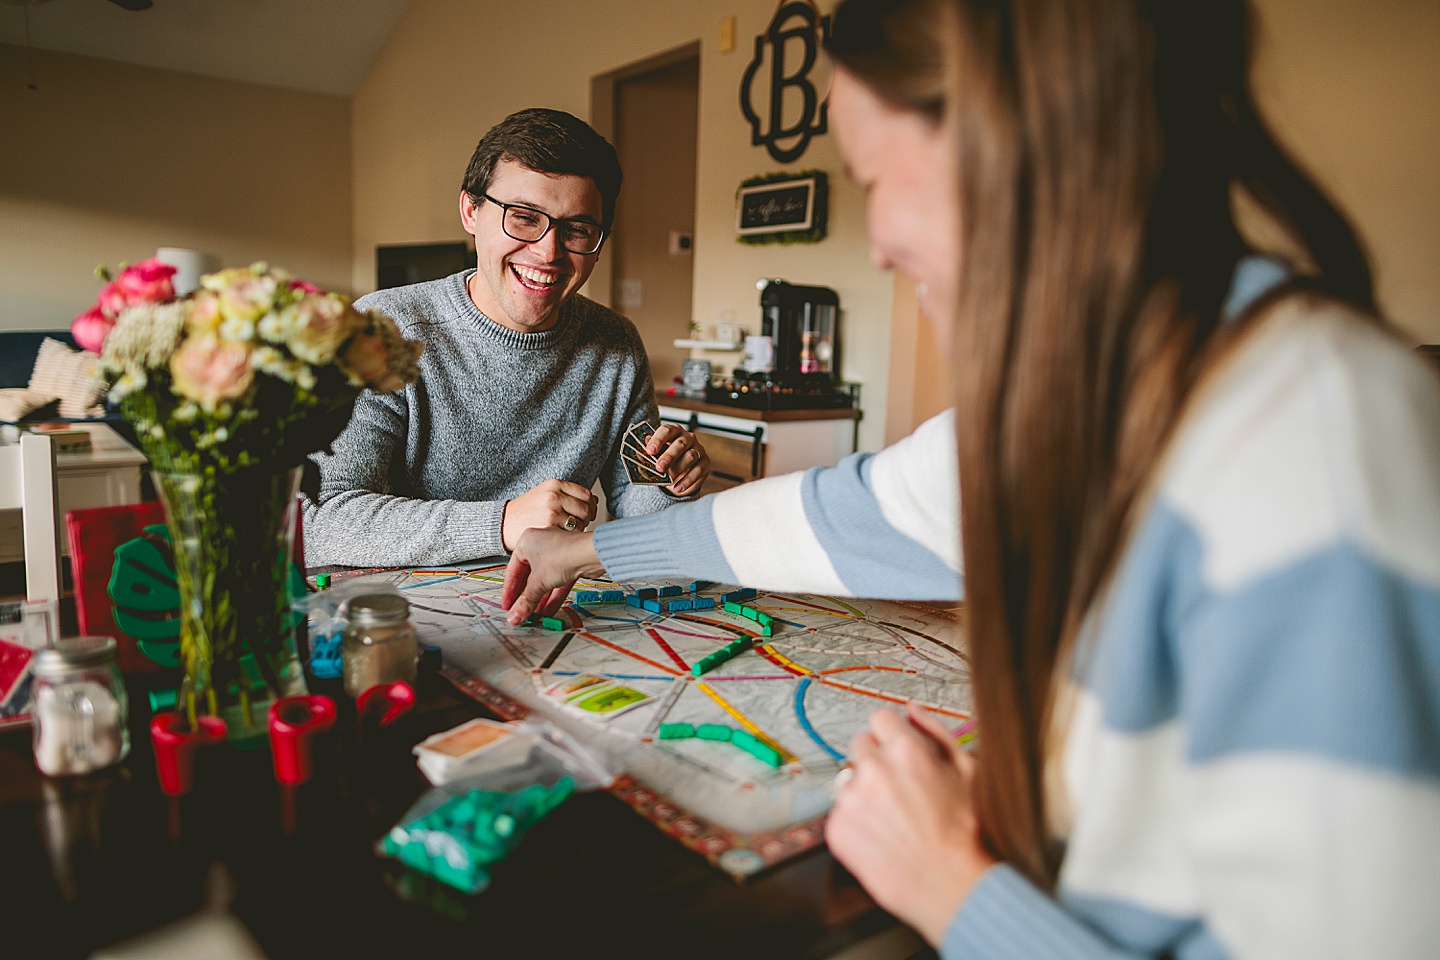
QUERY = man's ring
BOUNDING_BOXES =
[563,516,578,531]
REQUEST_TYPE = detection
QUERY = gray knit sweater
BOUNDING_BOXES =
[303,270,679,566]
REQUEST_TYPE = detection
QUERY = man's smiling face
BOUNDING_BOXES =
[459,158,604,334]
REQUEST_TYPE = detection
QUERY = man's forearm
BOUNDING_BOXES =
[303,490,506,567]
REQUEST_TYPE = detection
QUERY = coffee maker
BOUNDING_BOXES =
[707,279,855,410]
[758,279,839,383]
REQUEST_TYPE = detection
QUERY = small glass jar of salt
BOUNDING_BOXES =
[342,594,417,699]
[32,637,131,776]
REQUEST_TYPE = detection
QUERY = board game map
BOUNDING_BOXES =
[326,564,973,879]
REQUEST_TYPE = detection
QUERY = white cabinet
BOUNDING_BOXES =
[0,424,147,563]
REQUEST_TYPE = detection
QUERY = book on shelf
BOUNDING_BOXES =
[0,422,92,453]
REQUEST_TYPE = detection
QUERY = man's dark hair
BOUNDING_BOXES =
[461,108,623,232]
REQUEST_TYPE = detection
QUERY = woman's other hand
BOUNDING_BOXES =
[825,702,998,946]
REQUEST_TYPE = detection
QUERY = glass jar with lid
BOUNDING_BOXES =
[32,636,131,776]
[342,593,418,698]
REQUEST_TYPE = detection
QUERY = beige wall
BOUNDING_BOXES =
[1252,0,1440,342]
[882,0,1440,440]
[351,0,896,451]
[0,45,352,334]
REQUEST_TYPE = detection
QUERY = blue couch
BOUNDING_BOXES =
[0,329,136,444]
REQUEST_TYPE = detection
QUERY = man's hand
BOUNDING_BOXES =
[502,528,606,624]
[501,479,598,552]
[825,703,998,946]
[644,423,710,497]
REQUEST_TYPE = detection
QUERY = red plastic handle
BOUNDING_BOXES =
[356,680,415,727]
[150,713,227,797]
[267,694,336,785]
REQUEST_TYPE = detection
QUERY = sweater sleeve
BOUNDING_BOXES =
[302,388,507,566]
[942,867,1146,959]
[595,409,961,599]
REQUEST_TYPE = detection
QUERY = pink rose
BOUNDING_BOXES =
[186,290,222,333]
[289,279,323,295]
[98,258,177,316]
[284,295,357,364]
[169,335,254,410]
[71,304,114,354]
[116,258,177,303]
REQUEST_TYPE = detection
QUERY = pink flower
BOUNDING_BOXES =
[71,304,114,354]
[98,259,177,317]
[284,295,358,365]
[169,335,254,411]
[289,279,323,295]
[186,290,222,333]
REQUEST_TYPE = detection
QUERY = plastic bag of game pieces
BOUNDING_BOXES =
[291,580,405,682]
[381,775,575,894]
[413,716,616,792]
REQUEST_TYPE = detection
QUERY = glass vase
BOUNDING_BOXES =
[154,466,308,745]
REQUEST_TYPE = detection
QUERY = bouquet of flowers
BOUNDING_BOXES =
[74,260,422,732]
[76,258,420,474]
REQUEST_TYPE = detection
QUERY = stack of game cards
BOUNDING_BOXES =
[412,718,530,784]
[621,420,670,486]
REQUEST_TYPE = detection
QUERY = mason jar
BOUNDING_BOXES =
[342,594,418,699]
[32,637,131,776]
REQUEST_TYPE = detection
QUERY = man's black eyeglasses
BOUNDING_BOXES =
[476,193,606,256]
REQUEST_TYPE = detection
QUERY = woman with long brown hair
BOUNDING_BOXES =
[504,1,1440,954]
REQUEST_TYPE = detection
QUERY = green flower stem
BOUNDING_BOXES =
[157,467,304,725]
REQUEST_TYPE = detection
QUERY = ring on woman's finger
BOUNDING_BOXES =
[563,516,578,531]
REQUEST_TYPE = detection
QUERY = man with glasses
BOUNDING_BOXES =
[304,108,710,567]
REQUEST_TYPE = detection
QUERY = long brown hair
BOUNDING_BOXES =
[830,0,1374,887]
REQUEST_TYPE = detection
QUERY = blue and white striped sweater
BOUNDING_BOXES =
[996,295,1440,960]
[595,404,962,598]
[596,271,1440,958]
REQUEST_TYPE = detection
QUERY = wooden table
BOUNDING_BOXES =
[0,672,913,960]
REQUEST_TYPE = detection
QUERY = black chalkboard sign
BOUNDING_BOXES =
[736,174,825,241]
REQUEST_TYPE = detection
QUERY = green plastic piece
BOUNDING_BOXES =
[724,600,743,615]
[740,606,760,621]
[697,723,732,742]
[756,612,773,626]
[736,738,783,767]
[750,744,783,767]
[730,728,759,750]
[540,617,567,631]
[315,573,331,589]
[147,688,177,712]
[658,723,695,740]
[761,624,773,638]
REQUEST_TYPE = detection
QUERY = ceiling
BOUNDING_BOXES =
[0,0,412,96]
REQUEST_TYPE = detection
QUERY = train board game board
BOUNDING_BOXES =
[326,564,972,879]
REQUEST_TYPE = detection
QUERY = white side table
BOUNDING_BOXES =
[0,423,148,563]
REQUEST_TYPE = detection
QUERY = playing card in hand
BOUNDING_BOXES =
[622,422,668,485]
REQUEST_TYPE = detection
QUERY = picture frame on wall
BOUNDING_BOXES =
[735,171,828,245]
